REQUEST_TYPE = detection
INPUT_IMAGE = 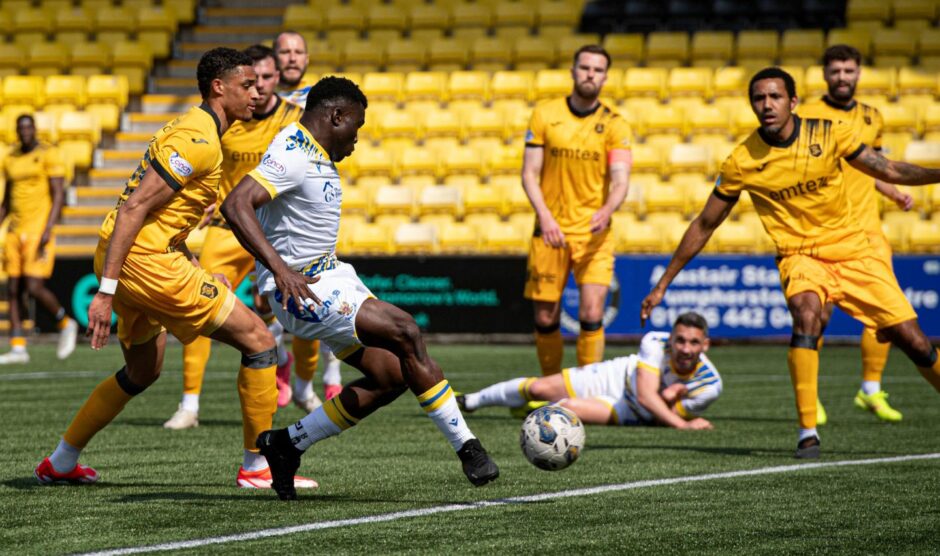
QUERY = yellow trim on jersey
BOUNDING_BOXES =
[297,122,332,163]
[334,342,363,360]
[562,368,577,398]
[637,361,660,376]
[418,380,454,412]
[247,168,279,199]
[676,401,691,419]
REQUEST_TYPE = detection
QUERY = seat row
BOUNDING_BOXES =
[0,75,128,134]
[0,111,101,169]
[0,42,154,94]
[848,0,940,25]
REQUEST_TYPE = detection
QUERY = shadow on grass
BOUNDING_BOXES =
[114,492,383,504]
[118,418,243,428]
[586,443,911,458]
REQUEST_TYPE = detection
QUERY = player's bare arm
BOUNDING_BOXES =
[0,178,10,224]
[522,146,564,247]
[874,179,914,211]
[636,367,711,429]
[590,151,632,234]
[220,176,320,311]
[641,193,737,324]
[850,145,940,185]
[87,168,178,350]
[40,176,65,255]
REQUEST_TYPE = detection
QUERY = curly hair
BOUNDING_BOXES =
[197,47,254,99]
[304,76,368,112]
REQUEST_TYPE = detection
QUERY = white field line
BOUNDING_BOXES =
[76,452,940,556]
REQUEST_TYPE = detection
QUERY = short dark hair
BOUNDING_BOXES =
[244,44,277,69]
[573,44,611,69]
[674,312,709,337]
[305,76,368,112]
[823,44,862,67]
[16,114,34,126]
[748,67,797,99]
[196,47,254,99]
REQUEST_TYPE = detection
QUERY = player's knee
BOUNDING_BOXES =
[580,320,603,332]
[528,379,553,400]
[534,320,560,334]
[241,346,278,369]
[791,308,822,334]
[116,366,153,394]
[389,313,422,351]
[25,280,43,297]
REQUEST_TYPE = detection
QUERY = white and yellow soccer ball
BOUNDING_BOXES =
[519,405,585,471]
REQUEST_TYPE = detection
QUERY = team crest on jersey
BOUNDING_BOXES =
[864,115,872,124]
[168,152,194,177]
[261,153,286,176]
[595,123,605,134]
[200,282,218,299]
[285,128,313,154]
[809,144,822,157]
[525,129,534,142]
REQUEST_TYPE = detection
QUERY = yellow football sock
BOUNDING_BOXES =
[237,363,277,452]
[788,347,819,429]
[293,338,320,382]
[535,329,563,375]
[11,336,26,350]
[916,348,940,392]
[182,336,212,395]
[57,317,71,330]
[577,327,605,366]
[860,327,890,384]
[322,395,359,430]
[63,374,134,449]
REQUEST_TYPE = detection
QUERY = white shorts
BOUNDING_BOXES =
[267,261,375,359]
[562,356,636,425]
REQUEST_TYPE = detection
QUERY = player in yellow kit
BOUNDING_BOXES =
[798,45,913,423]
[0,114,78,364]
[34,48,314,491]
[641,67,940,459]
[522,45,633,376]
[163,45,324,435]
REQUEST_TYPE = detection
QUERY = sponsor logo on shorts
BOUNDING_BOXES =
[200,282,218,299]
[168,152,194,177]
[526,269,557,284]
[261,153,287,176]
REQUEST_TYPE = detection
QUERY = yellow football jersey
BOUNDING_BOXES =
[100,104,224,254]
[798,97,884,235]
[715,115,869,261]
[2,142,65,234]
[219,97,303,201]
[526,97,633,239]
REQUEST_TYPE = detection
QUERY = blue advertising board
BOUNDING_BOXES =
[562,255,940,339]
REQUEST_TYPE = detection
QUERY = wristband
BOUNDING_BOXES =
[98,277,118,295]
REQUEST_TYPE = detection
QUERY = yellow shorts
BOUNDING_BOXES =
[524,230,615,302]
[95,240,237,348]
[200,224,255,288]
[777,253,916,330]
[4,231,55,278]
[866,230,893,272]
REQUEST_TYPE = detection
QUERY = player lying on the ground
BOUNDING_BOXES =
[458,312,721,429]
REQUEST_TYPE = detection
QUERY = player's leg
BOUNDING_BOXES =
[36,332,166,484]
[878,319,940,393]
[556,398,615,425]
[321,343,343,399]
[787,290,824,458]
[291,337,323,411]
[459,373,566,411]
[854,326,902,422]
[255,290,293,406]
[26,276,78,361]
[815,302,833,426]
[0,274,29,364]
[572,232,615,366]
[525,240,569,375]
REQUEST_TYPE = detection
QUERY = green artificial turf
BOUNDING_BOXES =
[1,342,938,554]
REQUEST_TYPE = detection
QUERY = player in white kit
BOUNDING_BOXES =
[459,313,721,429]
[221,77,499,500]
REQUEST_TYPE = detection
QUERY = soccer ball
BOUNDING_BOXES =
[519,405,585,471]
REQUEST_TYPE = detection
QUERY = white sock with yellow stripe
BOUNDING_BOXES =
[287,396,358,451]
[465,377,535,410]
[417,380,475,451]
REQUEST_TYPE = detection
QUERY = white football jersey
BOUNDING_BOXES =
[624,331,722,423]
[279,86,311,108]
[246,121,342,295]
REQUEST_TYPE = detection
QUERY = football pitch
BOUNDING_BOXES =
[2,342,938,554]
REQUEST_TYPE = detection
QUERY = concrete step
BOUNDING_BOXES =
[114,131,153,150]
[152,77,197,96]
[125,112,174,134]
[164,59,197,79]
[177,41,254,60]
[95,150,140,171]
[202,7,284,26]
[140,94,201,115]
[89,168,132,187]
[180,25,283,44]
[54,224,102,243]
[63,205,112,221]
[56,243,98,255]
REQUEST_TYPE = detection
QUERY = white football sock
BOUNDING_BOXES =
[288,408,342,451]
[798,428,819,443]
[181,393,199,413]
[861,381,881,395]
[469,377,529,409]
[49,439,81,473]
[293,377,314,401]
[242,450,267,472]
[322,346,342,385]
[424,394,476,451]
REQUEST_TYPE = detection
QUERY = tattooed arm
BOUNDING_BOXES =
[848,145,940,186]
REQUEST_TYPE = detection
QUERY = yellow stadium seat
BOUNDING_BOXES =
[361,72,403,103]
[907,220,940,253]
[898,68,936,97]
[922,104,940,134]
[691,31,734,65]
[70,42,110,77]
[465,107,507,140]
[617,222,664,252]
[490,71,534,102]
[514,36,557,70]
[602,34,644,66]
[86,74,128,110]
[3,76,44,108]
[480,221,527,253]
[368,4,407,31]
[283,5,320,31]
[538,0,580,27]
[410,4,450,32]
[904,141,940,167]
[802,65,828,100]
[668,144,711,177]
[630,144,665,177]
[826,28,872,58]
[403,72,446,102]
[451,2,492,29]
[502,182,534,216]
[847,0,891,21]
[0,43,26,76]
[341,40,383,74]
[669,67,712,99]
[393,222,437,253]
[919,28,940,57]
[464,183,504,215]
[54,7,93,44]
[325,4,365,31]
[399,146,440,179]
[422,108,462,139]
[28,42,70,77]
[426,37,469,71]
[731,103,760,137]
[488,144,523,176]
[356,147,398,181]
[647,32,689,65]
[418,185,462,217]
[471,37,512,71]
[873,29,917,59]
[381,40,423,72]
[111,41,152,95]
[880,104,920,134]
[780,29,824,62]
[894,0,936,20]
[645,211,686,235]
[687,105,730,137]
[534,69,570,100]
[31,111,58,144]
[377,109,417,142]
[641,104,684,138]
[623,67,667,100]
[645,181,687,214]
[58,111,100,169]
[95,7,136,48]
[348,222,394,254]
[442,146,485,178]
[507,212,535,236]
[438,221,480,253]
[736,31,778,65]
[45,75,86,108]
[712,66,748,99]
[880,131,914,160]
[712,221,764,253]
[493,2,535,28]
[373,184,416,218]
[448,70,489,101]
[12,8,52,44]
[135,7,176,59]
